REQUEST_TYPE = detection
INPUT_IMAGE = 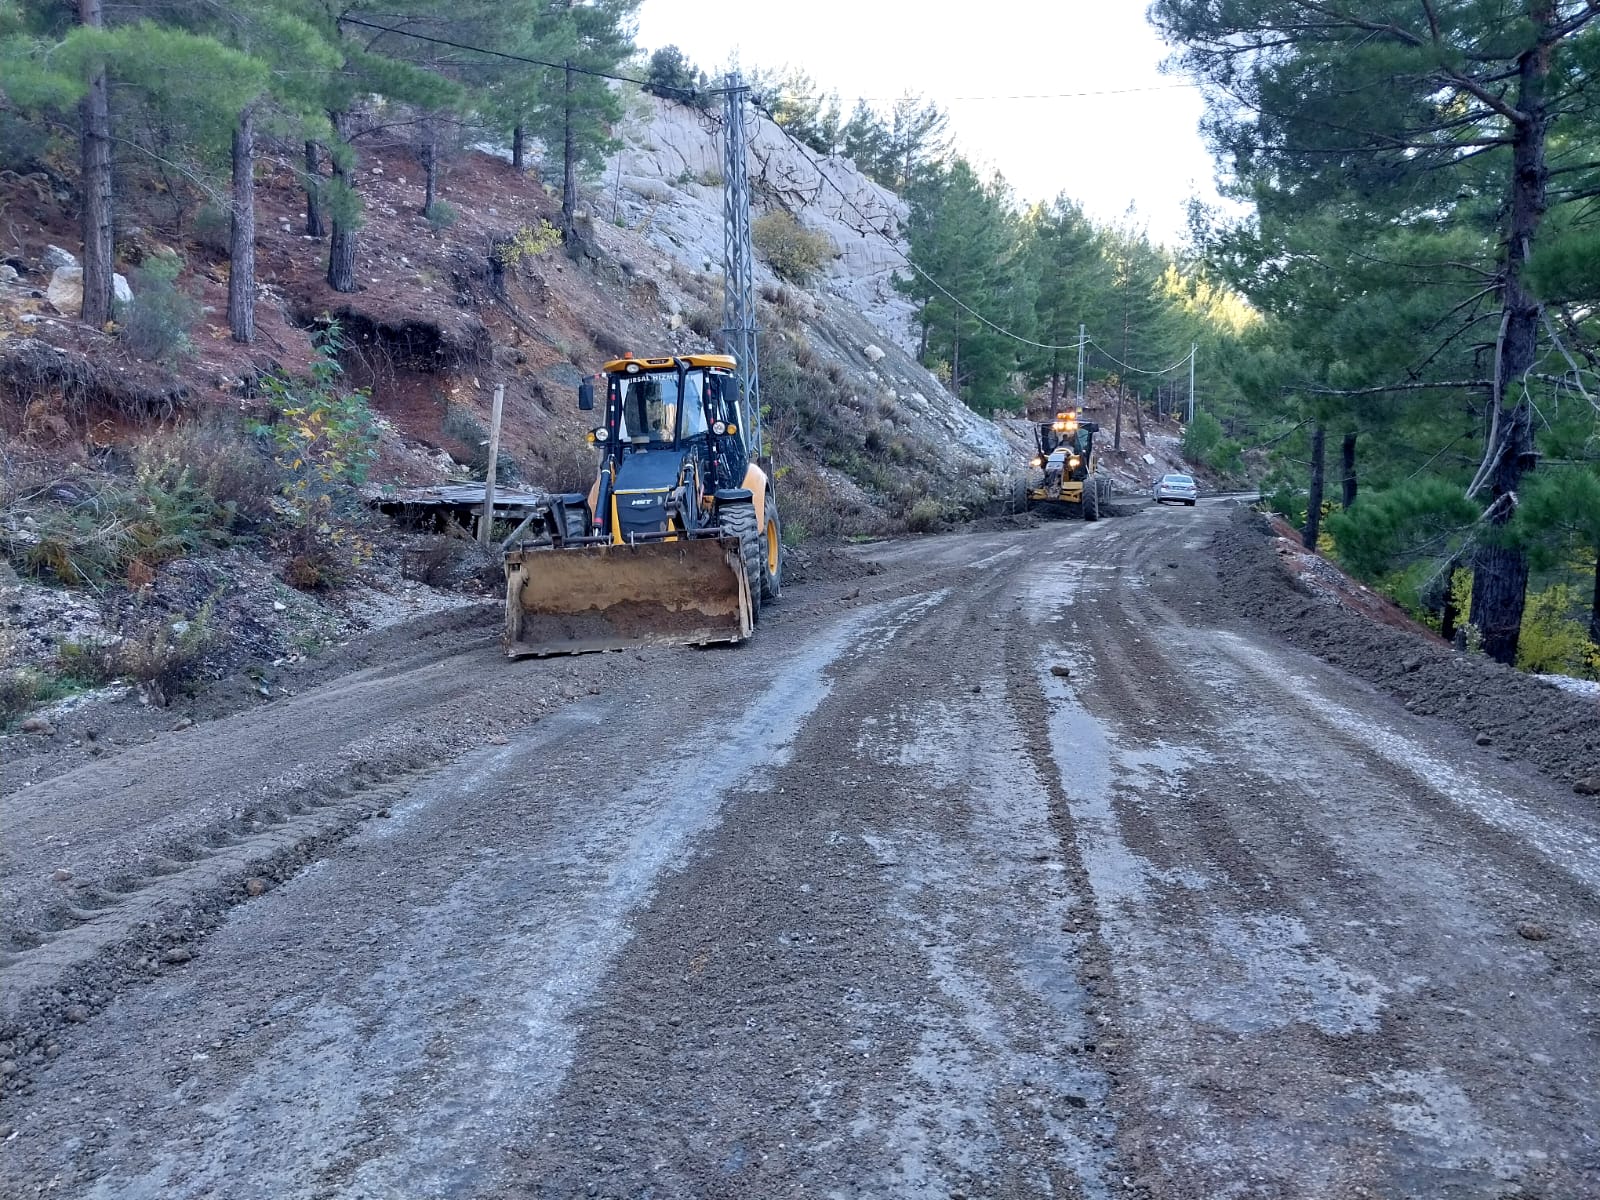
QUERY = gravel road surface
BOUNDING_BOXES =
[3,499,1597,1198]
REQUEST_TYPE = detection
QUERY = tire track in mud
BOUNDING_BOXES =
[497,546,1121,1200]
[0,622,633,1094]
[8,584,1087,1198]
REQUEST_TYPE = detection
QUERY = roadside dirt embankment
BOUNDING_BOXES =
[1206,507,1600,791]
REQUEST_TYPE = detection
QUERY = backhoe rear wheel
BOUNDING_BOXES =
[1083,481,1101,522]
[760,502,782,603]
[719,502,762,623]
[560,503,589,543]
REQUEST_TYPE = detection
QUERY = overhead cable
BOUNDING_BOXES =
[1085,338,1196,376]
[758,115,1087,351]
[339,17,712,99]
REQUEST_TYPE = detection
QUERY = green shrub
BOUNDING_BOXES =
[1516,583,1600,677]
[426,200,458,235]
[134,418,281,528]
[904,497,942,533]
[120,252,198,364]
[259,323,379,490]
[1324,479,1480,579]
[119,604,217,706]
[752,211,834,284]
[0,667,49,727]
[1182,410,1224,464]
[55,639,125,688]
[192,202,232,255]
[493,220,561,268]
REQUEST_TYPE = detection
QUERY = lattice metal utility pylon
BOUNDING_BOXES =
[720,72,761,459]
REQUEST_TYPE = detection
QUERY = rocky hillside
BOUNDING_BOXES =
[598,94,1014,476]
[0,91,1030,717]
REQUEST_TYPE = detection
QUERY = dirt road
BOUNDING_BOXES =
[3,500,1598,1198]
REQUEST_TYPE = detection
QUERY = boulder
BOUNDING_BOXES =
[46,266,133,315]
[0,264,18,284]
[42,244,78,272]
[45,266,81,313]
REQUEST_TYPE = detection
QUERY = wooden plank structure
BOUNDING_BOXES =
[370,483,551,537]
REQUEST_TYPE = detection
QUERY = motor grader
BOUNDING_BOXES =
[502,353,782,657]
[1024,408,1113,520]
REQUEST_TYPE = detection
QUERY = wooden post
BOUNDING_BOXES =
[479,383,505,545]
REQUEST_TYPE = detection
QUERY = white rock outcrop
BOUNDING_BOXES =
[607,97,919,351]
[46,266,133,316]
[603,95,1015,473]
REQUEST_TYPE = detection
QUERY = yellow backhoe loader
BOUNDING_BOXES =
[503,354,782,657]
[1024,408,1113,520]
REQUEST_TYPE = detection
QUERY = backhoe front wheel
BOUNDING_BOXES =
[1083,481,1101,522]
[760,503,782,603]
[719,502,763,624]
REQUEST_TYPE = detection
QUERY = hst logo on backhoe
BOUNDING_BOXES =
[629,497,658,506]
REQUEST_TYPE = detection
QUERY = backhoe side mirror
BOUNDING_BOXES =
[578,379,595,411]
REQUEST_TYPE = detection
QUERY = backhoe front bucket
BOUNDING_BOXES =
[504,537,753,658]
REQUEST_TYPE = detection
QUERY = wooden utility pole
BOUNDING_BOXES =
[479,383,505,545]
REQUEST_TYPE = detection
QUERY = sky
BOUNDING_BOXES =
[634,0,1224,248]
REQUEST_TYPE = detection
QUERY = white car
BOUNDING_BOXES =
[1153,473,1198,506]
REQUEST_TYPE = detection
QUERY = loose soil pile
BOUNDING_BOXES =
[782,542,886,585]
[1209,507,1600,790]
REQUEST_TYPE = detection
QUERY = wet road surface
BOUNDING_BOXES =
[3,499,1598,1198]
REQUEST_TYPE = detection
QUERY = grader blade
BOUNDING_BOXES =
[504,537,753,658]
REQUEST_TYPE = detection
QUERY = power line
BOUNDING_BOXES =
[337,18,1183,368]
[338,17,711,100]
[757,112,1088,351]
[1085,338,1195,377]
[850,84,1198,103]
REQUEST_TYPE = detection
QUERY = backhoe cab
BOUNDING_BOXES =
[1025,408,1112,520]
[503,354,782,657]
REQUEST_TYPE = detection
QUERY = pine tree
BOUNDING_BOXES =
[520,0,639,244]
[898,159,1027,412]
[1154,0,1600,663]
[1020,196,1105,407]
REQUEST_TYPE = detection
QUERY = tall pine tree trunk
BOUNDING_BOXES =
[512,124,526,172]
[78,0,114,328]
[561,62,577,241]
[421,124,438,217]
[327,113,357,293]
[1469,4,1553,665]
[1304,423,1326,551]
[1590,548,1600,647]
[1133,388,1145,443]
[304,141,325,237]
[1115,308,1131,451]
[228,105,256,344]
[1340,430,1358,508]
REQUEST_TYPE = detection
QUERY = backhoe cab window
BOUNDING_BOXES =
[619,374,678,443]
[616,370,713,443]
[680,370,708,437]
